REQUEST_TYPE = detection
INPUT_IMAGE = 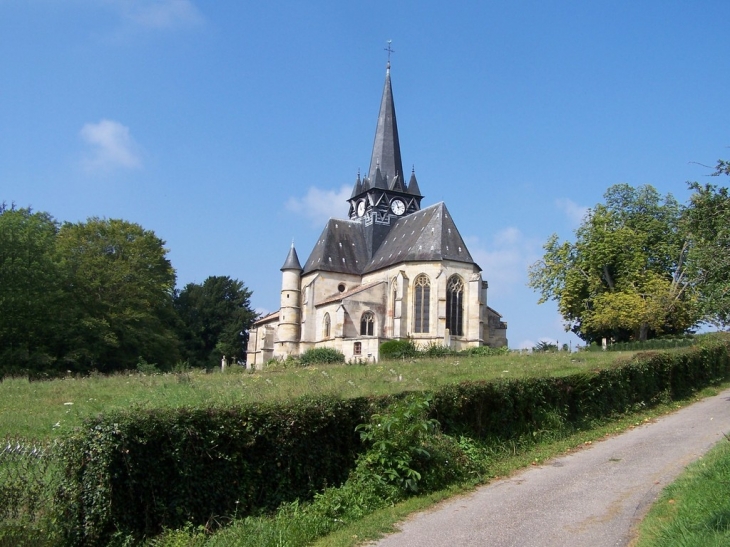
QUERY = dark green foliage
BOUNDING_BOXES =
[174,276,257,368]
[54,397,374,544]
[57,218,180,373]
[379,339,418,359]
[0,206,68,378]
[299,348,346,366]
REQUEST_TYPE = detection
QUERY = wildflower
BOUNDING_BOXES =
[64,402,73,406]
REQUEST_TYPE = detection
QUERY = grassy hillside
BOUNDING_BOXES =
[0,350,631,440]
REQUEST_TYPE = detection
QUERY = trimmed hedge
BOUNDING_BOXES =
[432,338,730,440]
[54,336,730,544]
[55,397,377,545]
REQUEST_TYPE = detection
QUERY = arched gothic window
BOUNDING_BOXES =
[446,275,464,336]
[360,311,375,336]
[413,274,430,333]
[323,313,331,339]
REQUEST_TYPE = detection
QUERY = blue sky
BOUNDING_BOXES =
[2,1,729,349]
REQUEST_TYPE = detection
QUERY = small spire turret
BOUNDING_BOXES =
[281,242,302,272]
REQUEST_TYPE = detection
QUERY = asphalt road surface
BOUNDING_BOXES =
[373,388,730,547]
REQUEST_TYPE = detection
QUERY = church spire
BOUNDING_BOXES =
[367,59,404,186]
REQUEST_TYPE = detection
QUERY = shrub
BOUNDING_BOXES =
[461,345,510,357]
[423,343,452,358]
[379,339,418,360]
[299,348,345,366]
[136,357,160,375]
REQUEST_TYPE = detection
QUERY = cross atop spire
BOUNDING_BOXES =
[384,40,394,69]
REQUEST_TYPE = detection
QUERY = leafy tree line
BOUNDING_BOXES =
[529,160,730,344]
[0,204,257,376]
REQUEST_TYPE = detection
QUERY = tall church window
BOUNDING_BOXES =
[360,312,375,336]
[413,274,430,333]
[323,313,331,339]
[446,275,464,336]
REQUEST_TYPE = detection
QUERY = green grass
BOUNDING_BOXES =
[0,350,631,440]
[633,428,730,547]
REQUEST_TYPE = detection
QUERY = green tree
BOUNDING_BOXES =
[529,184,698,343]
[57,218,180,372]
[684,161,730,327]
[0,204,67,373]
[174,276,257,367]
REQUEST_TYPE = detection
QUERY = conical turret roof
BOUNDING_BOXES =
[281,243,303,271]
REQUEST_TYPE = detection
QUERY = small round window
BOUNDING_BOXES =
[338,283,346,293]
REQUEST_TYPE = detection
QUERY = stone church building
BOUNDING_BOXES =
[246,62,507,366]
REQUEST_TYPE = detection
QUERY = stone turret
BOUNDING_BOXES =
[276,243,302,359]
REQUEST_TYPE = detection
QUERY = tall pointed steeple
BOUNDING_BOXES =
[367,61,404,184]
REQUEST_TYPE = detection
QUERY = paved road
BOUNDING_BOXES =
[374,389,730,547]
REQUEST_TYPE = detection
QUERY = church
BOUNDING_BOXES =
[246,60,507,366]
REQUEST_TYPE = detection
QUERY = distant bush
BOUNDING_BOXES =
[379,339,418,359]
[460,345,510,357]
[299,347,345,366]
[533,341,559,352]
[136,357,160,375]
[423,343,452,357]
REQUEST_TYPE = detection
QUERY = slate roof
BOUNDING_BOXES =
[368,64,404,183]
[364,202,477,273]
[303,219,370,275]
[302,202,478,276]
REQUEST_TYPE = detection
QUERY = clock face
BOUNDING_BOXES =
[390,199,405,215]
[356,200,366,217]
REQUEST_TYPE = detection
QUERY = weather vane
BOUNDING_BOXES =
[384,40,394,66]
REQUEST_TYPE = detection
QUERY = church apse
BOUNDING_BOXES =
[246,58,507,368]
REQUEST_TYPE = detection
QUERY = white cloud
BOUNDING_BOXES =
[285,185,352,227]
[80,119,142,172]
[467,227,543,295]
[555,197,588,226]
[105,0,202,29]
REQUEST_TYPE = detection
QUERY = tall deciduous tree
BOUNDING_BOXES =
[529,184,698,343]
[174,276,257,367]
[57,218,180,372]
[0,205,67,373]
[684,161,730,328]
